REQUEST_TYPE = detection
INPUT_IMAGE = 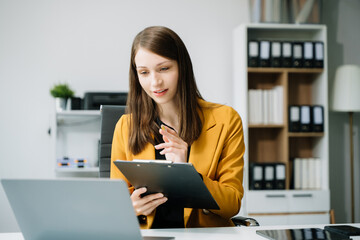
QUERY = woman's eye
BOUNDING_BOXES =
[139,71,148,75]
[160,67,169,71]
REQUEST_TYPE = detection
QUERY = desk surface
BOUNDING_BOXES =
[2,224,360,240]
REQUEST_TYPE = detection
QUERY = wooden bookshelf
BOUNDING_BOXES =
[233,24,330,225]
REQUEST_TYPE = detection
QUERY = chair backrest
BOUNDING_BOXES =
[99,105,126,178]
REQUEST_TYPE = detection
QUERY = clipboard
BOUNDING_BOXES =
[114,160,219,209]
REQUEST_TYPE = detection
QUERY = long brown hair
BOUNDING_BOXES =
[127,26,203,155]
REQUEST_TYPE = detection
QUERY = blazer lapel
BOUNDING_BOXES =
[188,108,223,176]
[185,107,223,227]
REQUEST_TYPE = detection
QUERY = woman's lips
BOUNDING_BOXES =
[153,89,168,96]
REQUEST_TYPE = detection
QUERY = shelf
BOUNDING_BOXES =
[249,124,284,128]
[56,110,101,125]
[55,167,99,173]
[248,189,327,193]
[288,132,324,137]
[56,110,100,117]
[248,68,324,73]
[245,23,326,31]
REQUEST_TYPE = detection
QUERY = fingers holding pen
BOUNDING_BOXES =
[159,125,178,142]
[155,125,188,163]
[157,125,187,146]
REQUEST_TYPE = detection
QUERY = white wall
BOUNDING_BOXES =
[0,0,249,232]
[323,0,360,223]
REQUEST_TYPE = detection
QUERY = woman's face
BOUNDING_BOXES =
[135,47,179,107]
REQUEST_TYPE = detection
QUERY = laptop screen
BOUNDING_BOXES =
[1,178,173,240]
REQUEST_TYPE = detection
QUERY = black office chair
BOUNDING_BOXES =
[98,105,259,226]
[99,105,126,178]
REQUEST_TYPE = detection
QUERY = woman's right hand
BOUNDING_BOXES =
[131,187,168,216]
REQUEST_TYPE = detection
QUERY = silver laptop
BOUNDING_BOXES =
[1,178,174,240]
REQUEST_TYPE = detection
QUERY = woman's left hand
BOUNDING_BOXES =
[154,125,188,163]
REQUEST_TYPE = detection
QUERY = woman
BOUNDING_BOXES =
[110,26,244,229]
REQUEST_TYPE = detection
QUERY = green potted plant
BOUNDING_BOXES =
[50,83,75,111]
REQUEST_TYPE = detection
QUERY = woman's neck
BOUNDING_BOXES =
[157,102,180,131]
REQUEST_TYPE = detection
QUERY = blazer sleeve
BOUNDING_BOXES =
[202,109,245,220]
[110,115,133,190]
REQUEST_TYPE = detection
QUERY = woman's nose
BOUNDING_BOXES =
[150,72,163,87]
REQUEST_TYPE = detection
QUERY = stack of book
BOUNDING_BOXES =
[248,86,283,125]
[292,157,322,190]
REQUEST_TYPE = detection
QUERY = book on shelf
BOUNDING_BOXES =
[270,41,282,68]
[289,105,301,132]
[300,105,311,132]
[249,163,263,190]
[312,105,324,132]
[292,42,304,68]
[281,42,292,68]
[263,90,269,124]
[248,86,283,125]
[292,157,322,190]
[264,164,274,189]
[274,164,286,189]
[303,42,314,68]
[314,42,324,68]
[259,40,270,67]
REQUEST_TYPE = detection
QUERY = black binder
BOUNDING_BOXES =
[314,42,324,68]
[259,40,270,67]
[270,41,282,68]
[264,164,275,189]
[274,163,286,189]
[312,105,324,132]
[292,42,303,68]
[300,105,311,132]
[288,105,300,132]
[281,42,292,68]
[249,163,264,190]
[303,42,314,68]
[248,40,259,67]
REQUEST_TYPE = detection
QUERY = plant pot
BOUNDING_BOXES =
[55,98,67,112]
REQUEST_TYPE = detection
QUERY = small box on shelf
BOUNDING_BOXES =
[57,157,91,169]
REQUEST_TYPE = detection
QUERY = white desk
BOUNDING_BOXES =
[2,224,360,240]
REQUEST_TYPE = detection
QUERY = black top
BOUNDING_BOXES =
[151,119,185,228]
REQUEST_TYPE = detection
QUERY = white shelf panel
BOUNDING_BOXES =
[56,110,100,116]
[55,167,99,173]
[56,111,101,125]
[246,23,326,30]
[246,190,330,214]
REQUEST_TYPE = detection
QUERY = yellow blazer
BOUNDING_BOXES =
[110,100,245,228]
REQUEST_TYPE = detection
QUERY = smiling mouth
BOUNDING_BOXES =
[154,89,167,93]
